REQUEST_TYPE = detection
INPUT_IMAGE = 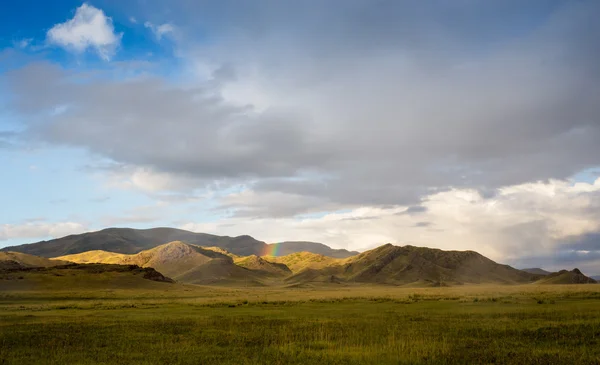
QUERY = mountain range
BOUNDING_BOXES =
[1,227,358,258]
[53,241,546,286]
[1,228,597,287]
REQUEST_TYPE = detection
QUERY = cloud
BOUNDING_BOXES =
[14,38,33,49]
[5,1,600,272]
[8,0,597,215]
[101,164,203,193]
[144,21,175,40]
[46,3,122,60]
[414,222,432,228]
[0,131,17,149]
[181,177,600,270]
[0,222,88,241]
[99,205,162,226]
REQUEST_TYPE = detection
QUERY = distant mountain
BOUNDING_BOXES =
[18,240,592,287]
[2,227,354,259]
[535,269,597,284]
[282,244,540,286]
[522,268,552,276]
[55,241,289,285]
[269,242,358,258]
[0,251,69,270]
[592,276,600,281]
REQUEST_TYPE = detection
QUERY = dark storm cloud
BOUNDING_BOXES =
[507,228,600,273]
[6,62,331,180]
[4,0,600,214]
[561,233,600,252]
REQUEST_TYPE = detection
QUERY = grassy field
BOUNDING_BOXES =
[1,284,600,364]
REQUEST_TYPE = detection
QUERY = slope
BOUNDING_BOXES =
[0,263,173,291]
[234,255,292,276]
[54,250,129,264]
[264,252,344,273]
[267,242,358,258]
[535,269,597,284]
[522,268,552,276]
[0,251,69,270]
[286,244,540,286]
[54,241,285,285]
[3,227,350,259]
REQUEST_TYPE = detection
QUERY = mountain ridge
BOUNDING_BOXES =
[2,227,357,259]
[522,268,552,276]
[55,241,286,286]
[283,244,544,286]
[5,232,598,287]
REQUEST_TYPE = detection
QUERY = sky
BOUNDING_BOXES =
[1,0,600,273]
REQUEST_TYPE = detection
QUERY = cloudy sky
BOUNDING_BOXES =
[1,0,599,273]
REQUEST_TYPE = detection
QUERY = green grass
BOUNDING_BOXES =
[1,285,600,364]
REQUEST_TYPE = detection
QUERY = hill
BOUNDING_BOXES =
[54,250,129,264]
[535,269,597,284]
[264,252,344,273]
[234,255,292,276]
[522,268,552,276]
[1,227,352,259]
[0,263,173,291]
[0,251,69,270]
[266,242,358,258]
[35,241,593,287]
[2,227,266,257]
[55,241,287,285]
[285,244,540,286]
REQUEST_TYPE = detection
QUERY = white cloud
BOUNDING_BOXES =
[0,222,88,241]
[129,16,137,24]
[102,165,202,193]
[14,38,33,49]
[181,177,600,270]
[144,21,175,40]
[46,3,122,60]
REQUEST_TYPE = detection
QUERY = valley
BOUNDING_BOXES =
[1,228,598,364]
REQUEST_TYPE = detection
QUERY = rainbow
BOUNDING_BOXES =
[262,243,280,257]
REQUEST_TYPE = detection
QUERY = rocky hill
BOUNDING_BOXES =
[7,239,592,287]
[534,269,597,284]
[55,241,287,285]
[284,244,541,286]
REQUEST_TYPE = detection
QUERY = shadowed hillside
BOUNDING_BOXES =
[535,269,597,284]
[0,263,173,291]
[2,227,356,259]
[2,228,266,257]
[522,268,552,276]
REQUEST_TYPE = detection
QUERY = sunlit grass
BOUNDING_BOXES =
[1,284,600,364]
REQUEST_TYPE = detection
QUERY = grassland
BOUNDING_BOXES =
[1,283,600,364]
